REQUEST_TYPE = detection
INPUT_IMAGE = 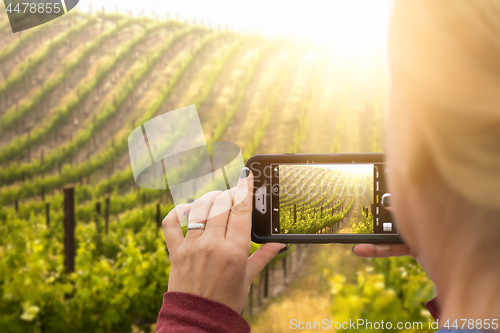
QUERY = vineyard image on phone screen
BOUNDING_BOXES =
[270,163,396,235]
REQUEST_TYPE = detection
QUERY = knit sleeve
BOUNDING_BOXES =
[156,291,251,333]
[425,296,440,321]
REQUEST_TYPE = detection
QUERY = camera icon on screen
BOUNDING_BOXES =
[4,0,79,33]
[128,105,247,218]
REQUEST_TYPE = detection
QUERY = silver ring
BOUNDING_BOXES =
[187,223,206,231]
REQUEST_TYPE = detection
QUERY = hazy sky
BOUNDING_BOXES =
[82,0,393,52]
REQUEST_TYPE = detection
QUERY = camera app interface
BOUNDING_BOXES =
[270,163,396,235]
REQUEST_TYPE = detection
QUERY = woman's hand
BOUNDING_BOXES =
[352,243,434,282]
[352,243,420,264]
[162,168,286,314]
[352,199,433,280]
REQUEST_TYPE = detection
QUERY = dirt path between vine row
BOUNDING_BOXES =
[248,243,369,333]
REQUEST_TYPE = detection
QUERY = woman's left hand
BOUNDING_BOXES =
[162,168,287,313]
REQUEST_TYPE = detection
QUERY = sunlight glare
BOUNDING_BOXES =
[87,0,393,57]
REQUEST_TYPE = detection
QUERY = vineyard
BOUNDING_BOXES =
[278,165,372,235]
[0,8,434,333]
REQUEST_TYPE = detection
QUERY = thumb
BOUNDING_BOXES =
[352,244,414,258]
[245,243,287,284]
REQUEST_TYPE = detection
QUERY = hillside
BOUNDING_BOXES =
[0,10,433,333]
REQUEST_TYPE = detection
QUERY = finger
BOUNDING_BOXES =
[162,204,192,255]
[204,190,232,239]
[352,244,413,258]
[226,168,253,245]
[245,243,287,284]
[186,191,222,242]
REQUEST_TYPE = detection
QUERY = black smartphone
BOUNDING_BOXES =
[247,153,403,244]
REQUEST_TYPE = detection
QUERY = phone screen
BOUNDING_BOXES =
[270,163,397,235]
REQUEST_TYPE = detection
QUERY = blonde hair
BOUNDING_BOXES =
[388,0,500,210]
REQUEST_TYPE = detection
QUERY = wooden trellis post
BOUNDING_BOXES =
[249,283,254,317]
[282,256,287,280]
[293,204,296,224]
[105,198,110,235]
[296,244,300,267]
[27,130,31,162]
[95,202,101,231]
[45,203,50,228]
[63,187,75,273]
[156,203,161,229]
[264,265,269,298]
[257,271,263,306]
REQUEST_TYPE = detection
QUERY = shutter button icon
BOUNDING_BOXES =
[128,105,246,222]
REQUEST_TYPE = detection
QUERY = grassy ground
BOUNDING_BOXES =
[248,244,369,332]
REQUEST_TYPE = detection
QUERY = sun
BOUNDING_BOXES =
[282,0,394,57]
[90,0,393,57]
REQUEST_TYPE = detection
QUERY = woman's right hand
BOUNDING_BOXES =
[162,169,286,314]
[352,243,432,281]
[352,195,433,281]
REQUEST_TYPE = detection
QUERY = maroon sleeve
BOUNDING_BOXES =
[425,297,440,322]
[156,291,251,333]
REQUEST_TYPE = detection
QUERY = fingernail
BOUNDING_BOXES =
[240,167,250,179]
[351,245,357,253]
[278,244,289,255]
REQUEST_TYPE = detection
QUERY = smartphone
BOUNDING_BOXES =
[247,153,403,244]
